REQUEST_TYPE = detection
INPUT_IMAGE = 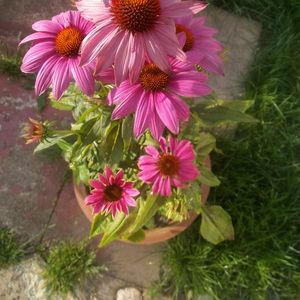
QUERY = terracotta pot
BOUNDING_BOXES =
[74,156,211,245]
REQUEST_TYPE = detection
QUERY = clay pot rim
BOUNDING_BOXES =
[74,156,211,245]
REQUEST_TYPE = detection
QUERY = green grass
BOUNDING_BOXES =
[42,241,106,296]
[159,0,300,299]
[0,227,24,268]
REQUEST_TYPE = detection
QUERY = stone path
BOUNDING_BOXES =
[0,2,261,299]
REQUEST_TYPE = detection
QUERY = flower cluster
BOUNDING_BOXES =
[21,1,224,219]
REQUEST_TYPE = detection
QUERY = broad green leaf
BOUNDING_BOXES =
[100,213,127,247]
[37,93,48,112]
[50,100,74,111]
[184,182,202,213]
[200,205,235,245]
[198,165,220,187]
[104,122,124,165]
[99,211,138,247]
[33,134,74,153]
[216,99,254,112]
[196,133,216,161]
[128,194,163,235]
[110,127,124,165]
[89,213,107,238]
[57,139,72,153]
[81,119,102,145]
[126,229,146,243]
[122,116,133,149]
[198,106,257,124]
[76,164,90,185]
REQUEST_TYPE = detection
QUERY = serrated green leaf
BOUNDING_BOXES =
[200,205,234,245]
[89,213,107,238]
[198,165,220,187]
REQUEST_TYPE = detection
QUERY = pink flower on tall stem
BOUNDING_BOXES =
[138,137,199,196]
[176,16,224,75]
[85,167,139,217]
[105,58,212,140]
[20,11,95,99]
[76,0,207,85]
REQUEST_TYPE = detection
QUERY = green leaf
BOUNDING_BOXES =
[50,100,74,111]
[37,93,48,112]
[200,205,235,245]
[198,165,220,187]
[100,213,127,247]
[198,106,257,124]
[33,134,73,153]
[99,211,139,247]
[196,133,216,161]
[184,182,202,213]
[128,194,163,235]
[216,99,254,112]
[81,119,102,145]
[104,122,124,165]
[89,213,107,238]
[126,229,145,243]
[57,139,72,153]
[121,116,133,149]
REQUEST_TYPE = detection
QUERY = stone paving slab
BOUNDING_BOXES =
[0,3,261,299]
[203,6,261,99]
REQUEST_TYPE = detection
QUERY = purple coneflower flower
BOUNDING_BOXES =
[138,136,199,196]
[76,0,207,85]
[20,11,95,99]
[176,15,224,75]
[104,58,212,139]
[85,167,139,218]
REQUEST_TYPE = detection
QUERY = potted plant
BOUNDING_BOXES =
[20,2,256,247]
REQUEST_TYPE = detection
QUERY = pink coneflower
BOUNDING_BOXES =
[20,11,95,99]
[105,58,212,139]
[85,167,139,217]
[138,137,199,196]
[76,0,207,85]
[175,16,224,75]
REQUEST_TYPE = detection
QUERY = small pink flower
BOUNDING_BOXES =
[85,167,139,218]
[138,136,200,196]
[176,16,224,75]
[76,0,207,85]
[20,11,95,99]
[104,58,212,140]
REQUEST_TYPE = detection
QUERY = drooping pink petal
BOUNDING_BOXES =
[35,55,60,96]
[70,57,95,96]
[52,58,71,99]
[155,92,179,134]
[134,91,154,137]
